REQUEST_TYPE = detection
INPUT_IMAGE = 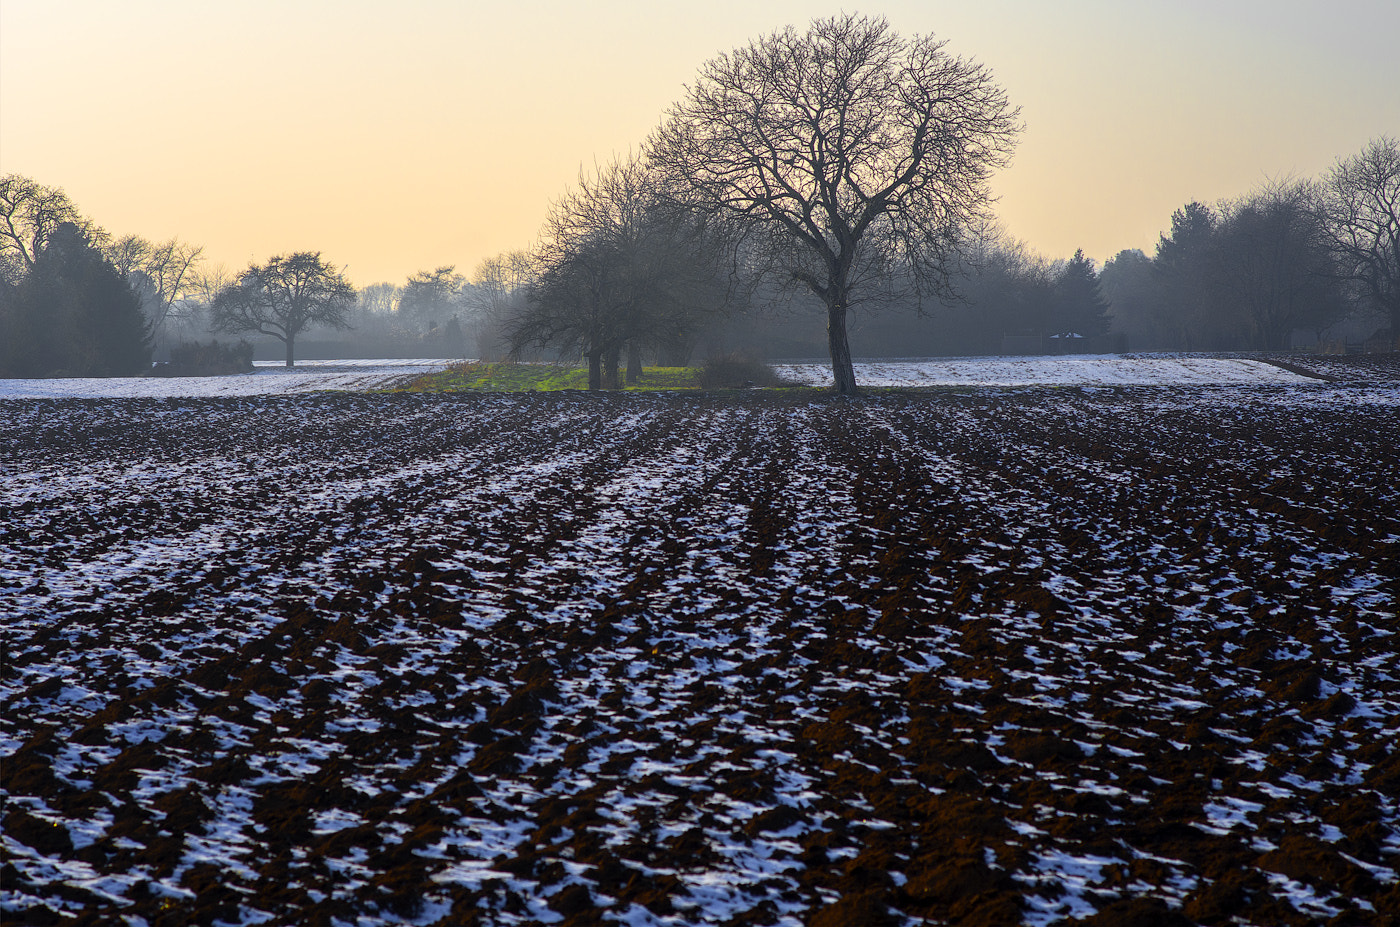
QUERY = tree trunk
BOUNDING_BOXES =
[284,335,295,368]
[826,299,858,396]
[603,346,621,390]
[626,342,642,384]
[587,348,602,390]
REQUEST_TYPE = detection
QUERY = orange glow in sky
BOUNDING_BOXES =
[3,0,1397,287]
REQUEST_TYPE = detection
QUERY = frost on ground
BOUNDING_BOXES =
[0,358,454,399]
[2,384,1399,926]
[0,352,1371,400]
[773,356,1323,388]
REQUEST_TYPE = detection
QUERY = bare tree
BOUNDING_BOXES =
[209,252,355,367]
[397,266,464,333]
[648,13,1020,394]
[0,174,100,284]
[1314,136,1400,342]
[467,251,532,361]
[509,155,728,389]
[106,233,205,341]
[177,263,237,334]
[1215,179,1348,350]
[356,282,400,316]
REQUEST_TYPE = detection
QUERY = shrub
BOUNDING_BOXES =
[697,353,794,389]
[152,340,255,377]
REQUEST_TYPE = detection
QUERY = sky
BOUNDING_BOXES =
[2,0,1397,288]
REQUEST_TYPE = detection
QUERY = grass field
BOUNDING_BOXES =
[395,362,704,392]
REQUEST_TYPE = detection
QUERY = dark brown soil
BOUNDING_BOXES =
[2,386,1397,925]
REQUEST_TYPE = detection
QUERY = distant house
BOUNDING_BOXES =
[1048,332,1087,355]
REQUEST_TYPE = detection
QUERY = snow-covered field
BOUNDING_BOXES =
[0,358,455,399]
[3,382,1399,925]
[775,355,1320,387]
[0,354,1367,400]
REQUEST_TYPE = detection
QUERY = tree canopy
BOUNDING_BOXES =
[105,234,205,343]
[397,266,464,332]
[509,156,728,389]
[1,174,99,286]
[648,13,1021,393]
[1049,250,1111,337]
[209,252,355,367]
[1314,135,1400,339]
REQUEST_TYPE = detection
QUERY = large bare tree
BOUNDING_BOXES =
[209,252,355,367]
[1314,136,1400,342]
[648,13,1020,394]
[0,174,99,284]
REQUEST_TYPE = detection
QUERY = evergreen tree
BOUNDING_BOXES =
[1098,249,1156,348]
[1,222,150,376]
[1050,249,1111,336]
[1152,202,1223,349]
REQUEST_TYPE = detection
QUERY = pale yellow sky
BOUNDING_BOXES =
[3,0,1397,287]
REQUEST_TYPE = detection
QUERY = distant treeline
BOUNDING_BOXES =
[3,135,1395,377]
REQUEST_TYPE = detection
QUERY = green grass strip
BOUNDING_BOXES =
[391,362,703,392]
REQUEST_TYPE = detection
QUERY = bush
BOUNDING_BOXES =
[151,340,254,377]
[697,353,794,389]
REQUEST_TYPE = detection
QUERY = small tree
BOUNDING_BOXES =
[209,252,355,367]
[648,14,1020,394]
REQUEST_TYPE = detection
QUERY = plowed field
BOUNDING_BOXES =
[3,386,1398,926]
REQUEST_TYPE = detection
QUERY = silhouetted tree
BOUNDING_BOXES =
[467,251,532,361]
[1049,249,1111,337]
[209,252,355,367]
[1098,249,1155,348]
[648,13,1020,394]
[356,282,400,316]
[510,155,727,390]
[951,232,1054,350]
[398,266,464,333]
[105,233,204,344]
[1215,181,1348,349]
[1313,136,1400,342]
[0,222,150,377]
[1152,202,1222,349]
[0,175,99,285]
